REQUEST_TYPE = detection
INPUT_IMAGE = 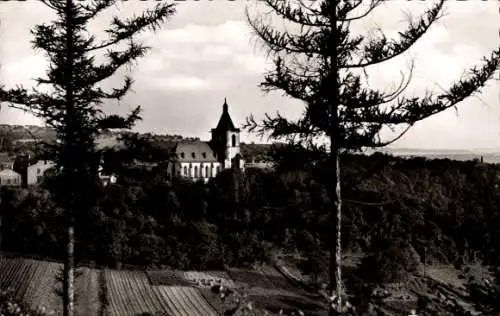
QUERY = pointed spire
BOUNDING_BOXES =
[223,98,228,113]
[215,98,236,131]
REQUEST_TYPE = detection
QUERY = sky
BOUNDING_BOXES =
[0,0,498,150]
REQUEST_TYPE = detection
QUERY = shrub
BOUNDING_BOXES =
[0,289,50,316]
[358,239,422,283]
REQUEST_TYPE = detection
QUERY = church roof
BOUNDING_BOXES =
[0,169,21,177]
[214,98,239,132]
[175,140,219,162]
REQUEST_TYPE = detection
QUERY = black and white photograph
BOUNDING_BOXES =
[0,0,499,315]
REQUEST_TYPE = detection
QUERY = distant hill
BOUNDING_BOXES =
[0,124,57,142]
[2,124,500,163]
[372,147,500,164]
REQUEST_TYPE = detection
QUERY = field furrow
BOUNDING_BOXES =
[0,258,18,288]
[105,269,128,316]
[119,271,144,312]
[155,286,189,316]
[132,271,166,311]
[123,271,151,312]
[170,286,193,316]
[155,286,217,316]
[24,260,50,308]
[12,260,38,301]
[182,287,217,316]
[106,269,174,316]
[150,286,176,316]
[0,258,62,314]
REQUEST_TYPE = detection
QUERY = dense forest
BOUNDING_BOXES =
[2,151,500,279]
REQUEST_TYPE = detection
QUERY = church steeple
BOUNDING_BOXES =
[215,98,238,131]
[223,98,228,113]
[210,98,241,168]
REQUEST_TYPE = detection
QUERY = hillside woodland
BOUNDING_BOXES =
[2,149,500,271]
[3,135,500,314]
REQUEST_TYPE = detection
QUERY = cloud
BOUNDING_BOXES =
[158,21,249,45]
[128,20,272,94]
[162,75,212,91]
[153,20,270,72]
[1,54,47,88]
[0,1,498,150]
[0,106,43,126]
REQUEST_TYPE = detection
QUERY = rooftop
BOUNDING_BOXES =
[175,141,218,162]
[0,169,21,176]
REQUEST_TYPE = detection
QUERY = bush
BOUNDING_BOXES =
[0,289,50,316]
[357,239,422,283]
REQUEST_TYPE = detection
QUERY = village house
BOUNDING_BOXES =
[27,160,56,186]
[26,159,117,186]
[0,152,21,187]
[0,169,22,187]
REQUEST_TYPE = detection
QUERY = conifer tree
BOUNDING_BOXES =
[245,1,500,313]
[0,1,175,315]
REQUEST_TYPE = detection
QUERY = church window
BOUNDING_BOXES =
[194,166,199,177]
[180,152,185,158]
[231,134,236,147]
[192,152,195,158]
[202,152,206,158]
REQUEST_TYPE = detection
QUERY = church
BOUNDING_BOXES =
[170,98,245,182]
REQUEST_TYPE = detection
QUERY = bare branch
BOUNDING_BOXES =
[343,0,445,69]
[339,0,385,22]
[86,3,175,52]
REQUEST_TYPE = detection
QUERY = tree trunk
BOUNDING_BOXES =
[0,195,2,259]
[63,225,75,316]
[329,2,342,314]
[63,1,75,315]
[0,211,3,259]
[329,146,343,316]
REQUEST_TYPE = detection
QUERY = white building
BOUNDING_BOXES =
[0,169,22,186]
[171,98,244,182]
[174,141,222,182]
[27,160,56,186]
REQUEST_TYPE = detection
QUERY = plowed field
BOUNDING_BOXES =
[0,258,62,314]
[1,257,324,316]
[105,269,217,316]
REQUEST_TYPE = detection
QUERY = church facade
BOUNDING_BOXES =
[170,99,245,182]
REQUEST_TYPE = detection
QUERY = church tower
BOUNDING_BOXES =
[210,98,241,169]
